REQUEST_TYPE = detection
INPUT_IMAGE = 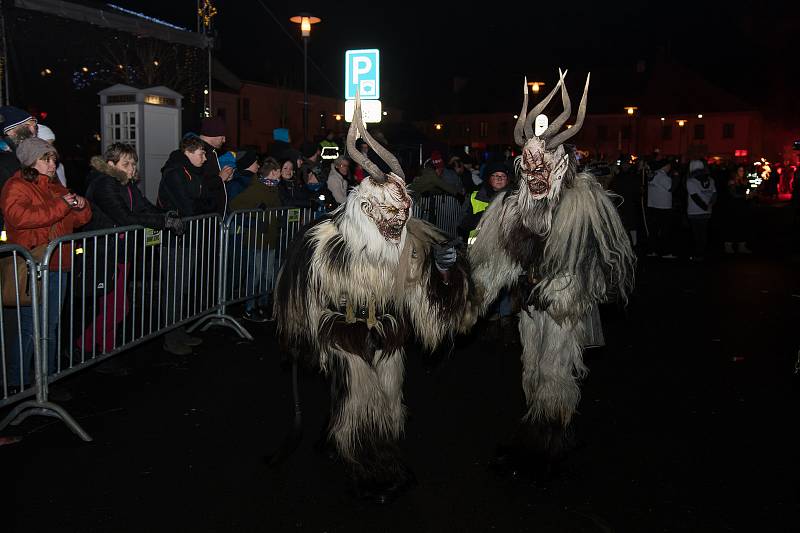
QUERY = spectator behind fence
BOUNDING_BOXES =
[158,136,209,217]
[36,124,67,188]
[78,143,184,369]
[0,138,91,392]
[352,139,369,184]
[457,162,514,343]
[326,156,350,205]
[230,157,282,322]
[299,163,335,219]
[226,150,259,202]
[409,151,462,197]
[457,162,510,244]
[450,155,480,196]
[646,159,676,259]
[686,159,717,262]
[0,106,39,231]
[196,116,234,217]
[277,158,310,208]
[157,135,208,355]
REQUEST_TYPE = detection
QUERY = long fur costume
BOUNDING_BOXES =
[274,124,473,487]
[469,72,635,459]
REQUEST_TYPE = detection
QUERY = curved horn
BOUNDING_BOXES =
[523,69,566,138]
[548,72,590,148]
[513,77,529,147]
[355,105,405,181]
[346,94,387,182]
[542,69,571,138]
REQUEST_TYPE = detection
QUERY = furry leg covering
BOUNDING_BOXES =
[511,309,588,463]
[327,348,413,491]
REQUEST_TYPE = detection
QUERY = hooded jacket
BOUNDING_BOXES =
[85,157,167,231]
[158,149,208,217]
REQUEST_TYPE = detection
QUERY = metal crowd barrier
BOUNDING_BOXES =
[222,207,313,319]
[412,194,462,237]
[0,202,454,441]
[0,244,44,406]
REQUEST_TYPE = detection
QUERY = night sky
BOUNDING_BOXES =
[108,1,797,122]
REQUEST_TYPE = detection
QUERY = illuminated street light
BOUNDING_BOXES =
[527,81,545,94]
[81,66,89,73]
[697,114,703,119]
[290,13,322,141]
[434,123,443,131]
[624,106,638,115]
[677,119,687,127]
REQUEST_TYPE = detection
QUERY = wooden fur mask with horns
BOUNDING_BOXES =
[513,69,590,203]
[346,94,412,245]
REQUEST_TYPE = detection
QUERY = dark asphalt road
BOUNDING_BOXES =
[2,203,799,532]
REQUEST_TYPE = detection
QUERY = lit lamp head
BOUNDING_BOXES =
[290,13,321,37]
[528,81,545,94]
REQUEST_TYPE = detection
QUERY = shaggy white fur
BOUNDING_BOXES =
[470,169,634,428]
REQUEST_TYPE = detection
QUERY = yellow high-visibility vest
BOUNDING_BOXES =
[467,190,490,243]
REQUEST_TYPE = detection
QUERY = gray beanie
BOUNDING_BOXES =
[16,137,58,167]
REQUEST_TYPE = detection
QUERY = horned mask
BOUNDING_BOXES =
[346,94,412,244]
[514,69,590,202]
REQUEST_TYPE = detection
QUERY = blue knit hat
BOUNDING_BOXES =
[0,106,34,134]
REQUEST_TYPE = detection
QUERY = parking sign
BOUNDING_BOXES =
[345,49,380,100]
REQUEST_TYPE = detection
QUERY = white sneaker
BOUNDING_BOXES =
[662,254,677,259]
[737,243,752,254]
[724,242,735,254]
[646,252,658,257]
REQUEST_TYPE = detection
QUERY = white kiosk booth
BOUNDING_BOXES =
[98,84,183,203]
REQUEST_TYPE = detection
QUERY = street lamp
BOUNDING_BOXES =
[290,13,321,142]
[676,119,687,161]
[624,107,638,155]
[527,81,545,94]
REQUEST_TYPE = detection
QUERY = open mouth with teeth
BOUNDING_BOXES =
[378,217,407,242]
[527,177,549,197]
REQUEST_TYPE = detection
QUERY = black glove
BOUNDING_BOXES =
[164,211,185,236]
[432,239,457,272]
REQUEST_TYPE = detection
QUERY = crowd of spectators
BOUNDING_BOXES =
[2,102,795,392]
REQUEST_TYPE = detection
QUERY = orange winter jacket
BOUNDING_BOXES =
[0,171,92,270]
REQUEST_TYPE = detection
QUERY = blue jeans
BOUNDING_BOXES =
[245,248,276,312]
[5,273,68,387]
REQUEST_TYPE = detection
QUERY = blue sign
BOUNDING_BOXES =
[345,49,380,100]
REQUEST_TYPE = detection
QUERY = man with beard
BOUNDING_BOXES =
[469,71,635,474]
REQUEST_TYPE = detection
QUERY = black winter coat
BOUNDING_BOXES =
[158,150,209,217]
[199,140,228,217]
[278,180,312,208]
[85,157,166,231]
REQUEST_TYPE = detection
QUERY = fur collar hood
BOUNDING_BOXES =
[90,156,134,185]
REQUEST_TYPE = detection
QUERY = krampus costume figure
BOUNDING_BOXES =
[469,71,635,470]
[274,97,472,501]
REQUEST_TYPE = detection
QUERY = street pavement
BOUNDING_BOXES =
[2,202,798,532]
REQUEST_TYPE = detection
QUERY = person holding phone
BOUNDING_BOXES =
[0,137,91,391]
[196,116,234,217]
